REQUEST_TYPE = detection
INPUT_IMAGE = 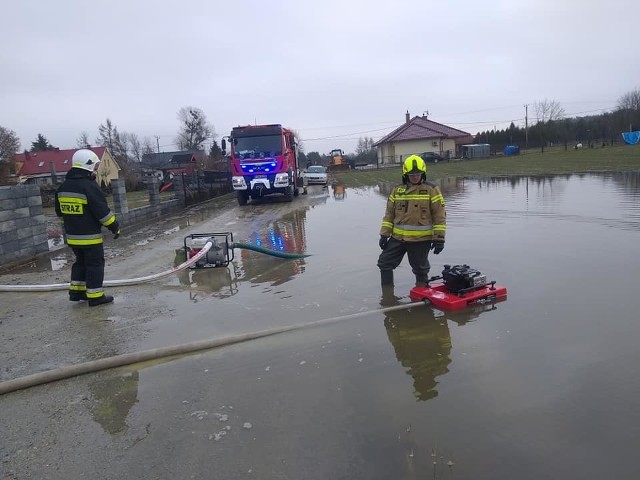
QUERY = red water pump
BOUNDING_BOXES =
[410,264,507,310]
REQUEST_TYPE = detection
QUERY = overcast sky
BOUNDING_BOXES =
[2,0,638,155]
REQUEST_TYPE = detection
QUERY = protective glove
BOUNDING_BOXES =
[379,235,390,250]
[431,240,444,255]
[108,221,120,239]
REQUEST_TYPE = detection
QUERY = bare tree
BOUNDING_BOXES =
[142,137,156,156]
[96,118,116,150]
[0,126,20,184]
[291,129,304,152]
[0,126,20,164]
[617,88,640,111]
[175,106,214,150]
[76,131,90,148]
[122,132,141,161]
[534,99,565,124]
[356,136,375,155]
[97,118,128,163]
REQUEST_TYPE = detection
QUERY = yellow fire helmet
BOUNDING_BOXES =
[402,155,427,175]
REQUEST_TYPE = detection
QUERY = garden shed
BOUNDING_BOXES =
[462,144,490,159]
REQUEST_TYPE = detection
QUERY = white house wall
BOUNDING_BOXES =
[377,138,458,165]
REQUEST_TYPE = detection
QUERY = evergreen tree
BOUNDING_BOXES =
[209,140,223,161]
[30,133,55,152]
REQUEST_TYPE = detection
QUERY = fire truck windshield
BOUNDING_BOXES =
[233,135,283,158]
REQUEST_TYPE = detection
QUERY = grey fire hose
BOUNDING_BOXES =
[0,239,309,292]
[0,301,428,395]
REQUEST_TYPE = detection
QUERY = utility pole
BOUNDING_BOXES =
[155,135,160,153]
[524,104,529,149]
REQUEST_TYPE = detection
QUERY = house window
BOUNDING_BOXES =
[38,161,45,167]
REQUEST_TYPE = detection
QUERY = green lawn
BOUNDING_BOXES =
[43,189,175,216]
[332,144,640,186]
[114,189,175,209]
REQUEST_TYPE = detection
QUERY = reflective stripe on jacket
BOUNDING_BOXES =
[379,181,446,242]
[55,169,116,247]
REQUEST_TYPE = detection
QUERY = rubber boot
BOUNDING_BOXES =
[380,270,394,287]
[380,285,400,307]
[415,275,428,287]
[88,294,114,307]
[69,291,87,302]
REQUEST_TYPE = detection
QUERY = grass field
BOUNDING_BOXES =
[332,144,640,186]
[43,189,175,217]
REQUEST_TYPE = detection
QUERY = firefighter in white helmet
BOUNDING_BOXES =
[377,155,446,290]
[55,149,120,306]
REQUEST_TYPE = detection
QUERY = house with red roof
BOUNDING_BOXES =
[374,111,474,165]
[12,147,121,187]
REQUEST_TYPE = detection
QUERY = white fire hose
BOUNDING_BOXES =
[0,239,213,292]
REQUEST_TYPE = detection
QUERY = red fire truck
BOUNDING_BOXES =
[222,124,302,206]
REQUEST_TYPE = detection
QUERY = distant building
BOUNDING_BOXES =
[461,144,491,159]
[374,112,474,165]
[13,147,120,187]
[140,150,206,183]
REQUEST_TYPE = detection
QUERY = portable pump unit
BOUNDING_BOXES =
[441,264,488,294]
[183,233,234,269]
[410,264,508,310]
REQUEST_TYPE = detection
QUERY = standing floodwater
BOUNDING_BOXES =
[1,174,640,480]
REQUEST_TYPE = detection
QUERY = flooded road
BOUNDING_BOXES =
[2,173,640,479]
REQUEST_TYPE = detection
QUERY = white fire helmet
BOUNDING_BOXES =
[72,149,100,172]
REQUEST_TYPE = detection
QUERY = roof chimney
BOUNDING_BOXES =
[50,160,57,183]
[405,110,410,124]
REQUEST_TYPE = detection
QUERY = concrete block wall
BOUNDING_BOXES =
[117,199,181,227]
[0,185,49,266]
[0,177,188,269]
[114,176,181,227]
[0,179,184,267]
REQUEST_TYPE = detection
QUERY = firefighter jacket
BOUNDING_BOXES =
[379,180,446,242]
[55,169,117,247]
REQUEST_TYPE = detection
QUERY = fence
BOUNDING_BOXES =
[0,174,235,270]
[173,171,232,206]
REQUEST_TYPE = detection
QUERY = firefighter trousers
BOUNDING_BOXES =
[377,237,432,281]
[70,245,105,297]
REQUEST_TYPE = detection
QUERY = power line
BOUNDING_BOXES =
[143,102,621,150]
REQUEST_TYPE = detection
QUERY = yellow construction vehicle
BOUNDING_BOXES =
[327,149,350,171]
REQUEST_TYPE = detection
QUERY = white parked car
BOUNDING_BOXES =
[303,165,328,185]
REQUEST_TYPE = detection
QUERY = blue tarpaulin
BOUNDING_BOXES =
[503,145,520,156]
[622,131,640,145]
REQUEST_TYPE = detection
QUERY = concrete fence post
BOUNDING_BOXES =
[111,179,128,215]
[173,174,185,205]
[148,176,160,207]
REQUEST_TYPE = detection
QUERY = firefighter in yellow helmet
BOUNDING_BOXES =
[377,155,446,288]
[55,149,120,306]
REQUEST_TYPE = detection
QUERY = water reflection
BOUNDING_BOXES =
[383,305,453,401]
[238,209,308,286]
[382,296,498,402]
[88,371,139,435]
[331,180,346,200]
[377,175,468,200]
[175,263,241,300]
